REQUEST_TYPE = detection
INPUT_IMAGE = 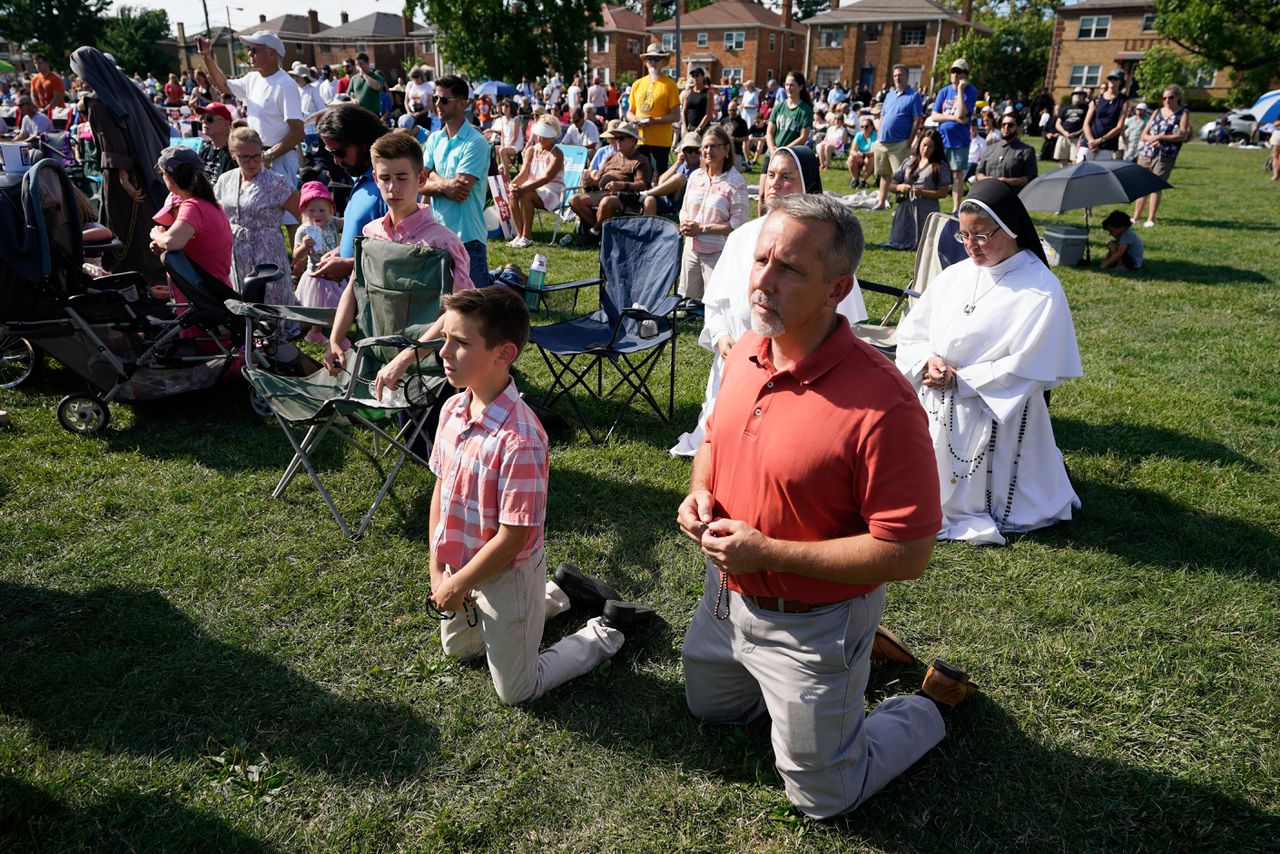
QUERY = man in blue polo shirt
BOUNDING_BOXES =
[872,64,923,211]
[310,103,389,283]
[422,74,491,287]
[928,58,979,212]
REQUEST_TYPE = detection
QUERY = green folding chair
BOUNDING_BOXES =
[228,237,453,540]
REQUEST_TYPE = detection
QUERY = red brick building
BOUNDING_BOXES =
[646,0,806,85]
[307,12,437,81]
[244,12,332,72]
[801,0,986,95]
[588,5,649,85]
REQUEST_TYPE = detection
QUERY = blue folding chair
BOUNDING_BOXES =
[544,143,589,245]
[526,216,681,443]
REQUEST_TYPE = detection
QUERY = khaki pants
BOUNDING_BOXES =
[683,563,945,818]
[440,556,624,704]
[678,240,722,301]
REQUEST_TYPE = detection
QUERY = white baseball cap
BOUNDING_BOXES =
[241,31,285,58]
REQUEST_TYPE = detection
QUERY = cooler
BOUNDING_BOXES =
[1042,225,1089,267]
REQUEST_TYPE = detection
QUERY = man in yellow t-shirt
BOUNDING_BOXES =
[628,43,681,171]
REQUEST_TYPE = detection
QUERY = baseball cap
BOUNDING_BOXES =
[950,58,969,73]
[155,145,204,175]
[1073,86,1087,95]
[195,103,233,122]
[299,181,334,210]
[1107,68,1126,80]
[240,30,285,58]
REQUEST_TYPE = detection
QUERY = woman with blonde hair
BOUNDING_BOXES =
[676,124,748,301]
[507,116,566,248]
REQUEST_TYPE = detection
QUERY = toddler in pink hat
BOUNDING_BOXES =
[292,181,347,343]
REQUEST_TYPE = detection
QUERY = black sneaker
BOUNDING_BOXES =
[601,600,655,635]
[552,562,621,614]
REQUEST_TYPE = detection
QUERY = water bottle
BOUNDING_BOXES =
[525,254,547,311]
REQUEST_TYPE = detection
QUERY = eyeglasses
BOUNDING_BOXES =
[432,95,458,104]
[1162,94,1177,100]
[950,68,967,75]
[1000,122,1018,128]
[954,229,999,246]
[235,151,264,163]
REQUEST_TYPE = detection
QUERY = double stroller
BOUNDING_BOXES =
[0,158,313,434]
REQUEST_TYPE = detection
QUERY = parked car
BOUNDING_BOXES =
[1199,110,1258,143]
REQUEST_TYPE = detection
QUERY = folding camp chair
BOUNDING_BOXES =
[524,216,681,443]
[231,237,452,540]
[543,143,589,245]
[853,211,966,356]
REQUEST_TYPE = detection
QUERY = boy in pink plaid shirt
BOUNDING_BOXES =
[426,287,655,704]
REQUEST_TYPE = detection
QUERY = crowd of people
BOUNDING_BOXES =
[20,33,1270,824]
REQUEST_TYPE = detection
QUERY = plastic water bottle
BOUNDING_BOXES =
[525,254,547,311]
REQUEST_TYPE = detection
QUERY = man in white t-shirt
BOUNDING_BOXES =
[562,107,599,155]
[289,62,326,147]
[316,65,338,104]
[195,29,304,185]
[13,95,53,142]
[587,76,607,112]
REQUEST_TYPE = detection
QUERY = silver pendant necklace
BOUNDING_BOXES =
[964,265,1010,314]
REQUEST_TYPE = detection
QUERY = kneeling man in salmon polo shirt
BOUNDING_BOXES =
[677,194,979,819]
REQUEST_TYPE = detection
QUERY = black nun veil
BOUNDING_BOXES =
[961,179,1049,267]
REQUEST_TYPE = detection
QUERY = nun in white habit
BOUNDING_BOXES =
[895,180,1082,545]
[670,145,868,457]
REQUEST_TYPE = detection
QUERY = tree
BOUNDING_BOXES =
[417,0,603,81]
[1133,45,1186,104]
[0,0,109,63]
[794,0,831,20]
[1153,0,1280,104]
[932,14,1053,100]
[101,6,173,77]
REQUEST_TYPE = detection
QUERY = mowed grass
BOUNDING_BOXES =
[2,141,1278,852]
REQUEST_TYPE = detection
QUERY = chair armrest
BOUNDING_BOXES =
[858,279,921,299]
[352,334,443,352]
[543,277,602,294]
[225,299,338,326]
[623,294,680,320]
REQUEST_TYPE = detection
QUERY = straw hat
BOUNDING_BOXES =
[639,43,670,60]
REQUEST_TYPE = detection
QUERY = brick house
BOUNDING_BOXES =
[242,12,332,72]
[645,0,806,85]
[801,0,987,96]
[308,12,436,81]
[1046,0,1231,104]
[587,5,649,85]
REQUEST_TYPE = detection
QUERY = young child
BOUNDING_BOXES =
[1099,210,1144,272]
[293,181,345,342]
[323,130,474,380]
[423,286,655,704]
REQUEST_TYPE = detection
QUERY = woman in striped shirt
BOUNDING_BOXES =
[676,125,749,301]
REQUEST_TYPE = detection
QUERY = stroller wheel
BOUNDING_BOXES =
[248,387,273,418]
[1,335,41,389]
[57,394,111,436]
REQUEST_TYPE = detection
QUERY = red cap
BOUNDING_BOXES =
[195,103,232,122]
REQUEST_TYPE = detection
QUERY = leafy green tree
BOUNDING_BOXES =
[417,0,603,81]
[1134,45,1186,104]
[1153,0,1280,104]
[932,14,1053,100]
[794,0,831,20]
[0,0,109,63]
[101,6,174,77]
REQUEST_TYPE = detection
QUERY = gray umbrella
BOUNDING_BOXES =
[1019,159,1172,216]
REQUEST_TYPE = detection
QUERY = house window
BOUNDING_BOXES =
[907,66,924,88]
[355,42,367,54]
[1068,64,1102,87]
[769,33,776,51]
[1187,67,1217,87]
[662,33,676,52]
[628,38,641,54]
[818,27,842,49]
[592,34,609,53]
[863,24,880,43]
[900,25,926,46]
[789,35,796,50]
[697,32,707,48]
[722,66,743,82]
[1077,16,1110,39]
[1141,12,1157,31]
[295,43,303,53]
[815,67,841,86]
[724,31,745,50]
[594,67,610,85]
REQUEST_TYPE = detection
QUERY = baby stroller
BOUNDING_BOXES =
[0,158,314,434]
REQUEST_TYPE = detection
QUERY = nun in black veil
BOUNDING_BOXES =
[70,46,169,282]
[895,180,1083,546]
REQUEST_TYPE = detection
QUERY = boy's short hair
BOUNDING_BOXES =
[1101,210,1132,230]
[442,287,531,353]
[370,130,424,168]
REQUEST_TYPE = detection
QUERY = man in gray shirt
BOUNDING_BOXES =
[975,112,1038,190]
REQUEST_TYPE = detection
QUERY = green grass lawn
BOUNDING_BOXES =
[2,141,1278,852]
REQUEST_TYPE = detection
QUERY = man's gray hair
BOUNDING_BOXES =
[768,194,865,281]
[893,63,909,74]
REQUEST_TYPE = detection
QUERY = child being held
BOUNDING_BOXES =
[1099,210,1143,272]
[421,286,656,704]
[292,180,345,342]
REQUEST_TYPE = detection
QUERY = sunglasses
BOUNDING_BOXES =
[432,94,459,104]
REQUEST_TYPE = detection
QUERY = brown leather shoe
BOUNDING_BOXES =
[921,658,978,711]
[871,624,917,665]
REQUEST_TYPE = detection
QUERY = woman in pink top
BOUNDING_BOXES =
[507,116,565,249]
[677,124,748,300]
[148,145,233,286]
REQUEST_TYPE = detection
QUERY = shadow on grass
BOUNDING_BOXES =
[1139,259,1272,286]
[1054,417,1263,471]
[1157,217,1277,234]
[0,775,276,853]
[835,697,1276,851]
[0,583,439,784]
